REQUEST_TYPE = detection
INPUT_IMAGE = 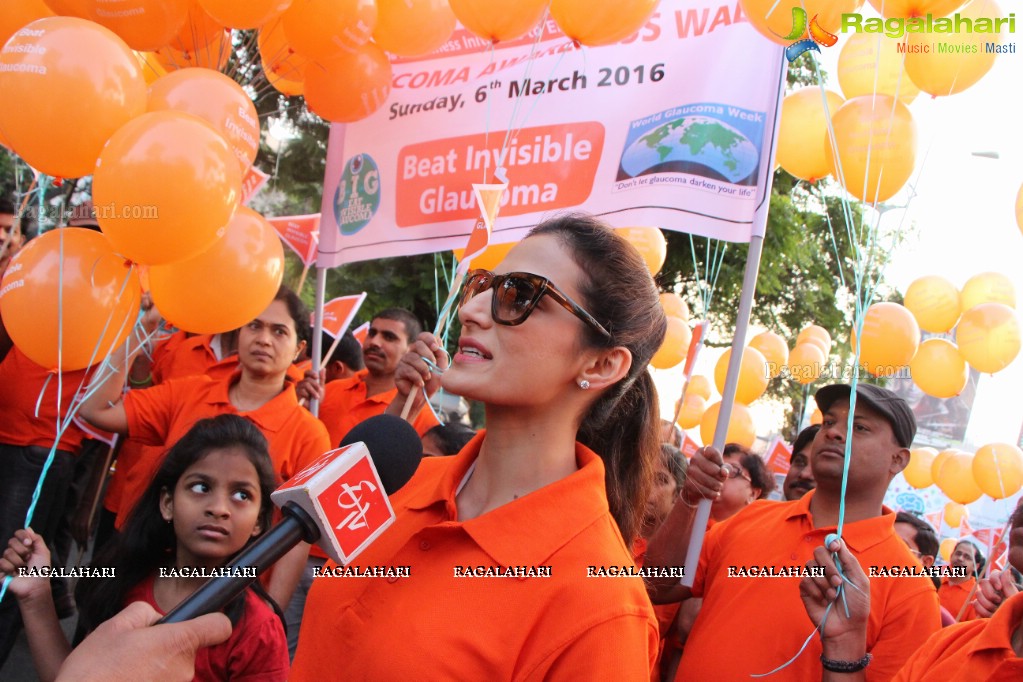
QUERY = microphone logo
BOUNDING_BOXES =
[336,480,378,531]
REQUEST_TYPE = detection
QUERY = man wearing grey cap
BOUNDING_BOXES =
[646,383,941,681]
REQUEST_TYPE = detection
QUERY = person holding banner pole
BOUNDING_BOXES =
[292,214,666,679]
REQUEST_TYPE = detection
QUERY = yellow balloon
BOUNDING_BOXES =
[700,401,756,449]
[650,317,692,370]
[797,325,832,357]
[675,392,707,430]
[852,302,920,377]
[904,446,937,488]
[939,537,957,562]
[931,448,955,484]
[776,88,845,183]
[616,226,666,276]
[956,303,1021,374]
[837,32,919,105]
[904,275,961,333]
[904,0,1003,97]
[934,450,983,504]
[972,442,1023,499]
[826,95,917,203]
[943,501,967,529]
[960,271,1016,311]
[688,374,713,401]
[659,292,689,322]
[810,407,823,425]
[714,347,769,405]
[910,338,969,398]
[787,342,826,385]
[750,331,788,378]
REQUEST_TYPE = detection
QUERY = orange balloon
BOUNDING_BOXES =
[258,16,308,96]
[810,407,823,425]
[837,32,919,105]
[0,17,146,179]
[551,0,658,46]
[797,325,832,357]
[776,88,845,183]
[617,227,666,276]
[960,271,1015,311]
[449,0,547,43]
[675,392,707,430]
[90,0,190,51]
[0,228,141,371]
[904,275,961,332]
[930,448,955,483]
[0,0,54,46]
[136,50,169,84]
[826,95,917,203]
[688,374,713,401]
[787,342,826,385]
[934,450,983,504]
[700,401,756,449]
[659,292,689,322]
[740,0,864,46]
[373,0,454,57]
[199,0,292,29]
[938,537,956,562]
[168,0,224,53]
[956,303,1021,374]
[93,110,241,266]
[973,443,1023,499]
[304,42,392,122]
[149,207,284,334]
[904,0,1002,96]
[943,501,967,529]
[283,0,376,61]
[750,331,788,378]
[714,346,769,405]
[453,242,515,271]
[852,302,920,377]
[903,446,937,488]
[867,0,965,17]
[910,338,968,398]
[40,0,91,17]
[147,68,259,173]
[650,317,692,370]
[153,27,231,71]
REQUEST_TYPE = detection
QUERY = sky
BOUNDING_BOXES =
[655,4,1023,451]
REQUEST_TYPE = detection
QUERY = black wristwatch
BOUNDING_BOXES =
[820,653,872,673]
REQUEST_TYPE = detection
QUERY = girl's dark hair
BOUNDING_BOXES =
[274,285,312,351]
[75,415,278,637]
[723,444,776,500]
[529,214,667,546]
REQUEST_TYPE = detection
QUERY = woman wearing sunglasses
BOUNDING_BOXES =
[292,215,667,680]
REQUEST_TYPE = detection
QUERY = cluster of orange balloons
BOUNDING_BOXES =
[904,443,1023,505]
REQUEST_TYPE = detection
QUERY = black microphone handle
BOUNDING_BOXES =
[158,502,321,624]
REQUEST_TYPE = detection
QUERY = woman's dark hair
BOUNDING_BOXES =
[723,444,776,500]
[660,444,687,492]
[529,214,667,546]
[274,285,312,351]
[75,415,278,637]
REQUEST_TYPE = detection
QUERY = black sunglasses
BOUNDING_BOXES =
[460,269,612,340]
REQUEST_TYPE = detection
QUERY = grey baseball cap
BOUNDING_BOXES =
[814,383,916,448]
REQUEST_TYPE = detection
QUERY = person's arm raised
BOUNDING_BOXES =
[644,446,728,604]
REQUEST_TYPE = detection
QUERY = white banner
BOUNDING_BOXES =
[317,0,786,267]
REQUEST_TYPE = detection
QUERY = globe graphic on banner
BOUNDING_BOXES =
[620,116,759,184]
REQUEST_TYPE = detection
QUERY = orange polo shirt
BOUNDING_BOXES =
[0,346,90,453]
[292,432,658,680]
[940,576,980,622]
[893,590,1023,681]
[116,372,330,526]
[677,492,941,681]
[152,333,239,385]
[318,370,439,446]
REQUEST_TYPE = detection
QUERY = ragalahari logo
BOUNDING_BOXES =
[777,7,839,61]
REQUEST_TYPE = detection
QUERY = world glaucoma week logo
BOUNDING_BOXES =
[778,7,1017,62]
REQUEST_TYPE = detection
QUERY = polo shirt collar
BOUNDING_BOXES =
[209,372,300,434]
[784,490,897,553]
[968,590,1023,656]
[406,431,612,567]
[337,370,396,405]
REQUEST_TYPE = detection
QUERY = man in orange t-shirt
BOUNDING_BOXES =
[939,540,985,622]
[894,499,1023,680]
[647,383,941,680]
